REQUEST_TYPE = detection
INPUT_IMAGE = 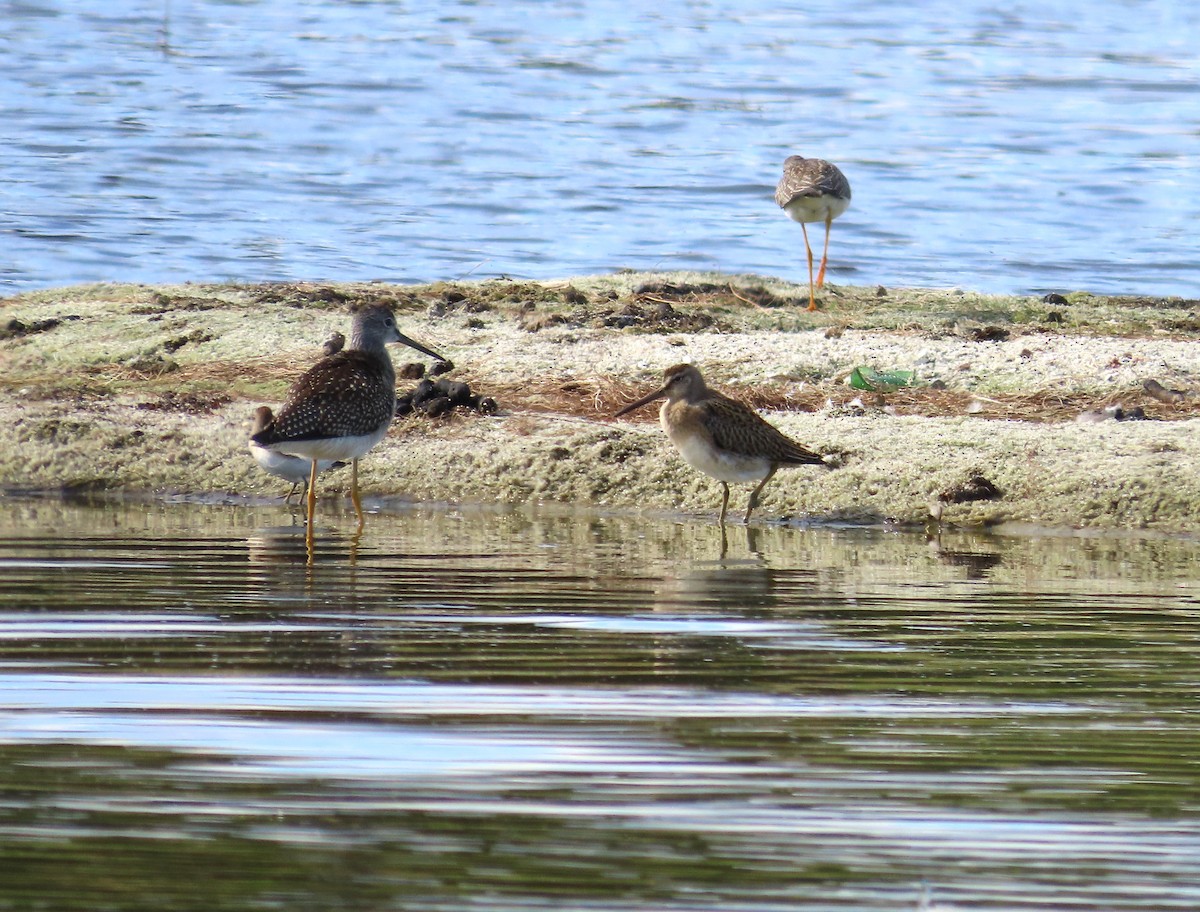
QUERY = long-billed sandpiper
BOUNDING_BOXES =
[614,363,829,524]
[250,304,446,537]
[775,155,851,311]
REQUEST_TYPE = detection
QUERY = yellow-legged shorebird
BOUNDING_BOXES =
[775,155,851,311]
[250,304,446,534]
[614,364,830,525]
[248,406,346,504]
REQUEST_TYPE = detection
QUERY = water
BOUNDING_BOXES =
[3,0,1199,297]
[1,496,1199,910]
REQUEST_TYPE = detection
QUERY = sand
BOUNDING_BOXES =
[3,272,1199,532]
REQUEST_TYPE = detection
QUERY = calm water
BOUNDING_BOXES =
[1,496,1199,910]
[3,0,1199,297]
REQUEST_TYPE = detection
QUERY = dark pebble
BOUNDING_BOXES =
[421,396,454,418]
[411,378,436,405]
[435,379,473,405]
[1042,293,1070,306]
[430,360,455,376]
[939,474,1002,504]
[397,362,425,380]
[395,394,414,416]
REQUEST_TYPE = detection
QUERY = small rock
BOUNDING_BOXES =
[322,331,345,356]
[1042,293,1070,306]
[435,379,473,406]
[430,359,455,376]
[969,325,1009,342]
[411,378,436,405]
[397,362,426,381]
[1143,378,1188,403]
[938,474,1002,505]
[421,396,454,418]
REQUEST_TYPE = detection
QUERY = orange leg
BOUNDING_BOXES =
[801,222,817,311]
[351,459,364,530]
[815,212,833,289]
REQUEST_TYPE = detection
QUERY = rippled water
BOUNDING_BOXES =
[2,0,1198,297]
[2,497,1199,910]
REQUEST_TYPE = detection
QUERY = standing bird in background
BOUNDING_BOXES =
[775,155,852,311]
[614,363,830,525]
[248,405,345,504]
[250,304,446,539]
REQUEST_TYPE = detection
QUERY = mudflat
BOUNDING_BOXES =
[3,273,1199,531]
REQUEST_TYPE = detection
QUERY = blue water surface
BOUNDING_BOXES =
[2,0,1198,296]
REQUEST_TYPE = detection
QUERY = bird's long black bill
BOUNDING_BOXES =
[395,332,447,363]
[614,386,668,418]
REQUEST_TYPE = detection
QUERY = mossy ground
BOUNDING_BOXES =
[3,272,1200,531]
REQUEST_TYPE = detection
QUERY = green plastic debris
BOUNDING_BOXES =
[849,367,916,391]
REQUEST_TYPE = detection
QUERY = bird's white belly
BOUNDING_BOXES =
[250,444,338,483]
[270,423,391,463]
[783,195,849,225]
[672,433,772,484]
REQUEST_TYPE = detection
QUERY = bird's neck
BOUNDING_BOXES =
[347,336,395,386]
[348,327,387,354]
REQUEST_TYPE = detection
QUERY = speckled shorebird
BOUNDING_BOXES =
[614,363,829,525]
[775,155,851,311]
[250,304,446,533]
[248,405,345,503]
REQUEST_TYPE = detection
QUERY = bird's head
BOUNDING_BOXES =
[614,363,707,417]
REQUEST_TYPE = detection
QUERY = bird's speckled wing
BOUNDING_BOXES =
[698,394,825,466]
[263,351,396,443]
[775,158,851,209]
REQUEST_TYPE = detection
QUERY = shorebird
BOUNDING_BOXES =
[248,405,345,503]
[614,363,829,525]
[775,155,851,311]
[250,304,446,536]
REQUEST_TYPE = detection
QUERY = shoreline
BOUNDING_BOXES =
[3,272,1200,533]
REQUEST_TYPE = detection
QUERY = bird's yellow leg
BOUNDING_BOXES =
[351,459,364,530]
[745,466,779,524]
[816,212,833,289]
[306,460,318,525]
[305,459,318,554]
[719,482,730,527]
[801,222,817,311]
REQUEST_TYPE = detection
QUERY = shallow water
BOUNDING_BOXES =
[1,496,1199,910]
[3,0,1199,297]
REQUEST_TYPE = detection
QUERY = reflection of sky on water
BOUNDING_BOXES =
[1,504,1200,908]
